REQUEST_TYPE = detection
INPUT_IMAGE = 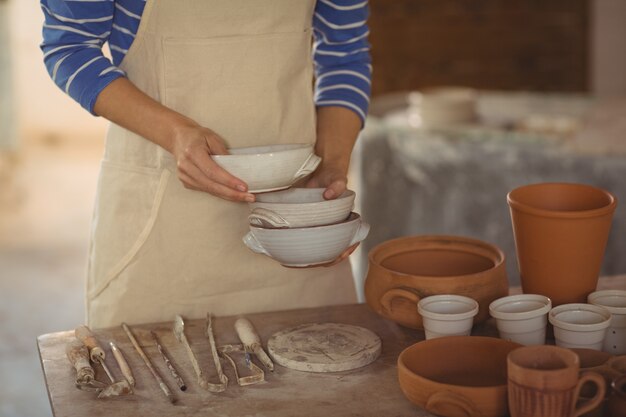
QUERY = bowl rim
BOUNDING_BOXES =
[250,212,361,232]
[549,303,612,331]
[368,235,505,280]
[489,294,552,321]
[418,295,479,321]
[252,188,355,205]
[507,182,617,219]
[212,143,313,158]
[588,290,626,315]
[397,336,520,390]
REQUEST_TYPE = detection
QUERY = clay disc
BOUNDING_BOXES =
[267,323,382,373]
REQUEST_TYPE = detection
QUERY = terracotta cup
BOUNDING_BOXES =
[508,345,606,417]
[508,183,617,305]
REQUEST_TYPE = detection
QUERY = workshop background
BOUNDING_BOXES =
[1,1,626,416]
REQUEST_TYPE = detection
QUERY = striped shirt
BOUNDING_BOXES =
[40,0,372,123]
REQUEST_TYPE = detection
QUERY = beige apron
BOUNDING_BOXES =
[86,0,357,328]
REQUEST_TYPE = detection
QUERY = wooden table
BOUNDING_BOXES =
[38,277,624,417]
[39,304,440,417]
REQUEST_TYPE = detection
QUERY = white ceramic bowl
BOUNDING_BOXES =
[588,290,626,354]
[549,303,612,350]
[489,294,552,346]
[417,87,478,128]
[212,144,321,193]
[417,295,479,340]
[242,212,369,267]
[248,188,355,229]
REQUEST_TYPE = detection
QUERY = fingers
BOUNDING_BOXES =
[177,158,254,202]
[323,178,347,200]
[190,147,249,192]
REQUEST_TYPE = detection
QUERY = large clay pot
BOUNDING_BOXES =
[364,235,509,330]
[398,336,521,417]
[508,183,617,306]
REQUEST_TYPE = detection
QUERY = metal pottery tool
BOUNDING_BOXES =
[234,318,274,372]
[109,341,135,387]
[205,313,228,392]
[73,327,133,398]
[173,315,211,390]
[122,323,176,404]
[150,331,187,391]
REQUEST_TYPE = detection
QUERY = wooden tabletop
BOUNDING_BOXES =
[38,304,442,417]
[38,276,625,417]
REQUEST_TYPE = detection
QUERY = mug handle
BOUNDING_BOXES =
[242,232,270,256]
[572,371,606,417]
[248,208,290,228]
[292,154,322,182]
[349,221,370,246]
[425,390,481,417]
[380,288,420,313]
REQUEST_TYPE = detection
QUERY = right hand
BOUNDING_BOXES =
[169,122,255,203]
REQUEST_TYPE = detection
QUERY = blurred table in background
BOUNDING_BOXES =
[353,91,626,287]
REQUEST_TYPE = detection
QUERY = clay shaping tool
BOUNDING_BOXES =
[205,313,228,392]
[65,339,107,392]
[74,327,133,398]
[173,315,211,390]
[234,318,274,372]
[218,343,265,386]
[150,331,187,391]
[122,323,176,404]
[109,341,135,387]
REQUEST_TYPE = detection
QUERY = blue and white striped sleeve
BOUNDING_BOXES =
[313,0,371,125]
[40,0,125,115]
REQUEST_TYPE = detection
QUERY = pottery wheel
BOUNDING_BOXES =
[267,323,382,373]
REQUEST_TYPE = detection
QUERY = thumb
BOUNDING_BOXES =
[324,179,347,200]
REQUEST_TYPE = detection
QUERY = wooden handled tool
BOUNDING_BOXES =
[109,342,135,387]
[234,318,274,372]
[74,326,115,383]
[122,323,175,404]
[65,339,97,386]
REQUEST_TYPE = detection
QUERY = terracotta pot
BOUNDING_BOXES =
[508,183,617,306]
[507,345,606,417]
[608,375,626,417]
[364,235,509,330]
[398,336,520,417]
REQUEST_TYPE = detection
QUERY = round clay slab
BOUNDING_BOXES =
[267,323,382,373]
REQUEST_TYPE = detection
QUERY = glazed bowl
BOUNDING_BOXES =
[364,235,509,330]
[549,303,612,350]
[418,295,479,339]
[242,213,369,267]
[212,144,321,193]
[588,290,626,354]
[489,294,552,345]
[248,188,355,229]
[398,336,521,417]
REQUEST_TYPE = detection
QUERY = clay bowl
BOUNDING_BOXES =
[364,235,509,329]
[398,336,521,417]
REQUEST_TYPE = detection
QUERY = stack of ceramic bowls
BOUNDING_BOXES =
[214,144,368,266]
[242,188,369,267]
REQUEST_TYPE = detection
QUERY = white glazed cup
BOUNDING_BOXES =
[588,290,626,354]
[417,295,479,340]
[489,294,552,345]
[549,303,612,350]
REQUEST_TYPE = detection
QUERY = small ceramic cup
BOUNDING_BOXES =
[417,295,479,340]
[489,294,552,345]
[588,290,626,355]
[507,345,606,417]
[549,303,612,350]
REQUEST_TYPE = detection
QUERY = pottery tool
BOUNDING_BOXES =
[150,331,187,391]
[234,317,274,372]
[205,313,228,392]
[65,339,107,392]
[218,343,265,386]
[109,341,135,387]
[72,328,134,398]
[122,323,175,404]
[174,315,215,390]
[267,323,381,373]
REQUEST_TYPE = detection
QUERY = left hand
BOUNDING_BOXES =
[302,163,359,268]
